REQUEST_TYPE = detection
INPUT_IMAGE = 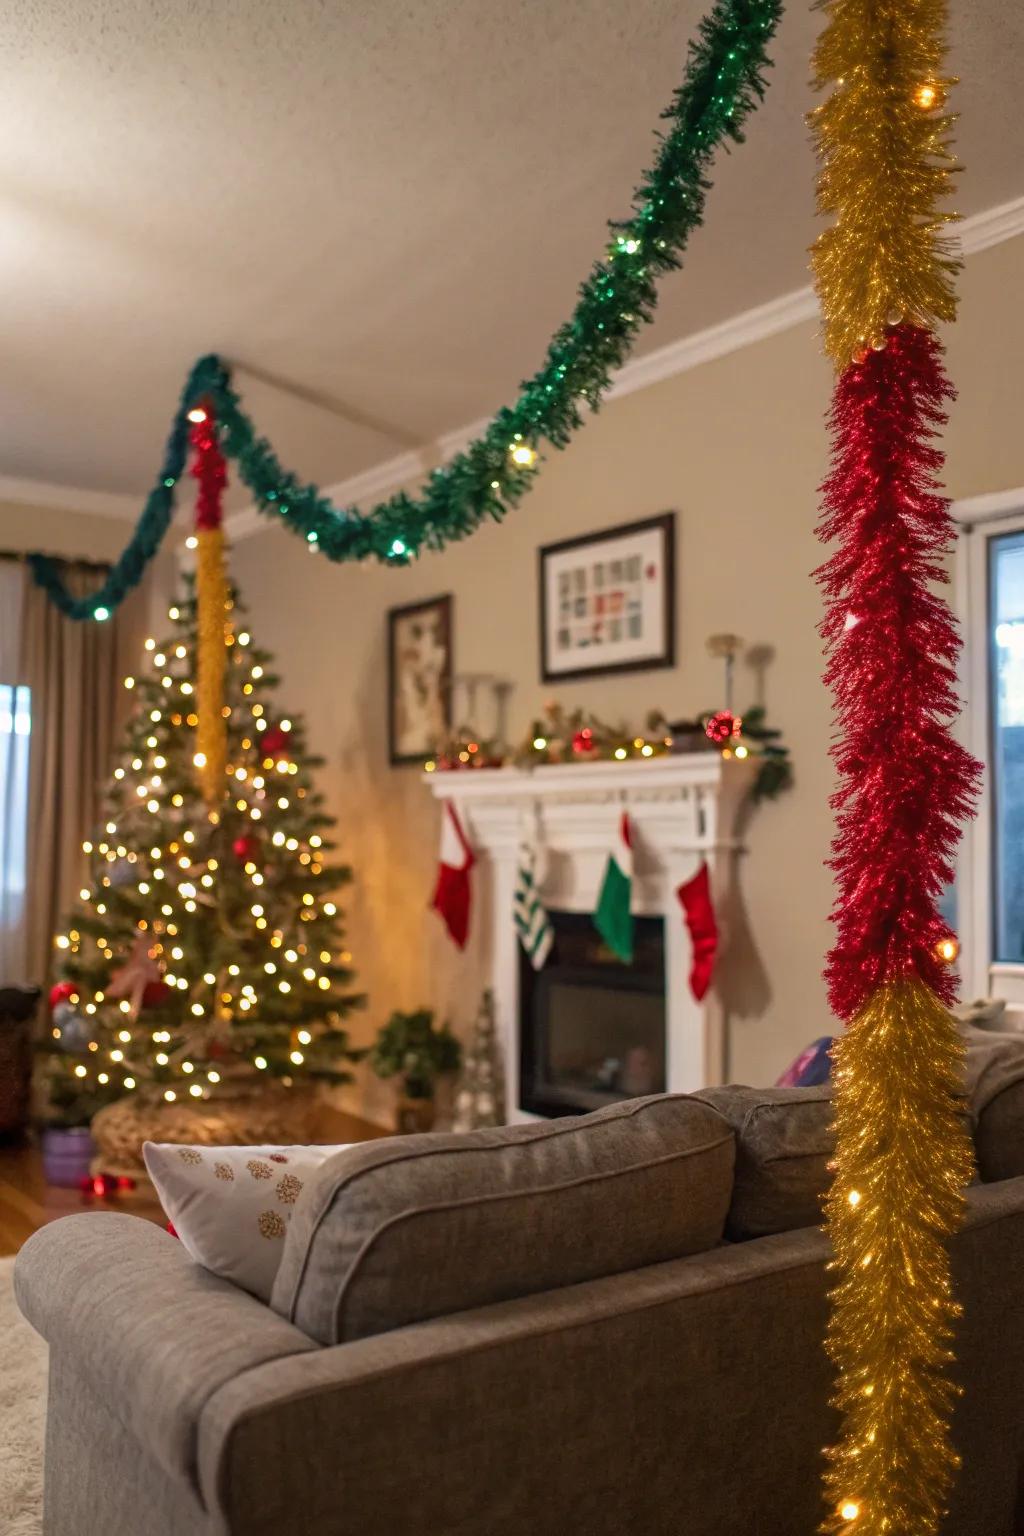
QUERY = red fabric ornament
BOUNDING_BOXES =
[572,728,596,756]
[140,979,172,1009]
[233,833,261,862]
[189,406,226,531]
[261,725,292,757]
[817,325,980,1020]
[48,980,78,1010]
[676,862,719,1001]
[705,710,739,745]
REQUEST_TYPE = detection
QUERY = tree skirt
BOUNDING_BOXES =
[0,1257,46,1535]
[91,1083,319,1174]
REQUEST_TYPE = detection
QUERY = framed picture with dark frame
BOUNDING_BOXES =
[538,512,676,681]
[387,594,453,765]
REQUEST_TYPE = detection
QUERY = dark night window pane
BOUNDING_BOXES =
[990,532,1024,961]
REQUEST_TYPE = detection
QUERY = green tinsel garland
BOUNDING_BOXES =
[31,0,782,620]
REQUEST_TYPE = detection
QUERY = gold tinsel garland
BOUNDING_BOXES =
[809,0,960,367]
[809,0,975,1530]
[822,981,974,1534]
[195,525,229,805]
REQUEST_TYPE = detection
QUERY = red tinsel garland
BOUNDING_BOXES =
[190,405,226,529]
[817,324,980,1021]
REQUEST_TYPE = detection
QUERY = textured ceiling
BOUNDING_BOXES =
[1,0,1022,502]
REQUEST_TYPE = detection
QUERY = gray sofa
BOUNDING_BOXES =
[15,1025,1024,1536]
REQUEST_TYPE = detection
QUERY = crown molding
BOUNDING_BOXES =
[238,194,1024,541]
[433,285,821,460]
[950,486,1024,527]
[222,448,428,542]
[17,194,1024,550]
[0,474,141,521]
[957,195,1024,257]
[608,285,820,403]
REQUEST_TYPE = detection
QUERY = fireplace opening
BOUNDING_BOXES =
[519,910,666,1117]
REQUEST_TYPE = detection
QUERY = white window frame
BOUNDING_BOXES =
[954,487,1024,1009]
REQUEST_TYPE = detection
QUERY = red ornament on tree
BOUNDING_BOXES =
[49,980,79,1010]
[140,979,173,1009]
[232,833,261,862]
[261,725,291,757]
[572,727,596,756]
[705,710,740,745]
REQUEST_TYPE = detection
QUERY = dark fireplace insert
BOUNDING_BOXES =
[518,910,666,1117]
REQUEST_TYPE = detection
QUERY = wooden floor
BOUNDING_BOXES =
[0,1106,387,1257]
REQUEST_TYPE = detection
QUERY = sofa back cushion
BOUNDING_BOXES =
[271,1094,734,1344]
[696,1085,835,1240]
[964,1024,1024,1182]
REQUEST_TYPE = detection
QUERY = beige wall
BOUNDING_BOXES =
[228,235,1024,1123]
[0,500,139,561]
[0,499,177,647]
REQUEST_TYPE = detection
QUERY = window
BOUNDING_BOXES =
[0,683,31,935]
[956,492,1024,1007]
[990,532,1024,962]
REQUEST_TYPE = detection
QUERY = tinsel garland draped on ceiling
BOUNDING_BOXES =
[810,1,980,1532]
[190,405,230,806]
[28,0,782,622]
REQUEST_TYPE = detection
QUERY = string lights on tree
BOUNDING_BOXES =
[42,583,364,1124]
[810,0,979,1530]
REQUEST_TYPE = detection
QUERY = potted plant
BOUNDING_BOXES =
[369,1008,462,1133]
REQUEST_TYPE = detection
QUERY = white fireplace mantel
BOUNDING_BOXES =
[425,755,756,1120]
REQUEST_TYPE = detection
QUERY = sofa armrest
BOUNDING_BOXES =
[14,1212,316,1492]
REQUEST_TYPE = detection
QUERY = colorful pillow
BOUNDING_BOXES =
[143,1141,351,1301]
[775,1037,834,1088]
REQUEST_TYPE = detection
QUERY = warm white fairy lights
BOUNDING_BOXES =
[49,616,349,1107]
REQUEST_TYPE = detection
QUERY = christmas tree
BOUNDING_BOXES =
[44,579,362,1124]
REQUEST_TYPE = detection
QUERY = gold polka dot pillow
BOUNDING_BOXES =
[142,1142,351,1301]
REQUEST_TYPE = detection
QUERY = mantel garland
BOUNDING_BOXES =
[28,0,782,621]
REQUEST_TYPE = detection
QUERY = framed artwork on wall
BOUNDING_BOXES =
[538,512,676,681]
[387,595,453,765]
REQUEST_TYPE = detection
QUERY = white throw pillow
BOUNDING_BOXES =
[143,1141,351,1301]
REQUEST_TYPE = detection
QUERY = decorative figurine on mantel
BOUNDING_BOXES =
[452,989,506,1132]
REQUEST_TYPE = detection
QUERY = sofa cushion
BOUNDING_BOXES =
[695,1085,834,1240]
[271,1094,734,1344]
[964,1024,1024,1182]
[143,1141,353,1301]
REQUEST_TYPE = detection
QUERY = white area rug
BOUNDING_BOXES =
[0,1256,46,1536]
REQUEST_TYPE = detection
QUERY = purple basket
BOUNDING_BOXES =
[42,1127,95,1188]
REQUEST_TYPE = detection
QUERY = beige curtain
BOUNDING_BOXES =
[19,563,123,992]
